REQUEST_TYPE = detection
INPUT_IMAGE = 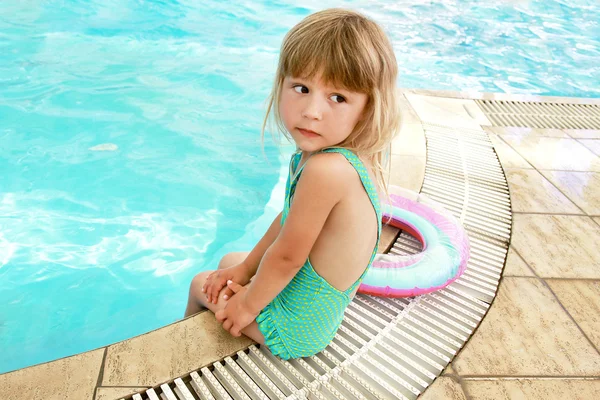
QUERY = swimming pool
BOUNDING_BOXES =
[1,0,598,374]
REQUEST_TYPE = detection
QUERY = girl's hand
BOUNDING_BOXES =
[202,263,252,304]
[215,281,259,337]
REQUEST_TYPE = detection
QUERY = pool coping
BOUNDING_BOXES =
[1,87,597,400]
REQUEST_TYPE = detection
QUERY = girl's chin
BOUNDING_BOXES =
[296,143,325,153]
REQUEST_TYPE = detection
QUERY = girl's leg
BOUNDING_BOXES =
[184,252,250,317]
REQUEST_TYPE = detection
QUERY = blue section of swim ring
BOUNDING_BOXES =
[364,206,462,290]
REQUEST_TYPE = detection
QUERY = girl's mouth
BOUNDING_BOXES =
[298,128,319,138]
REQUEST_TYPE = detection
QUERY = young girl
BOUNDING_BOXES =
[185,8,400,360]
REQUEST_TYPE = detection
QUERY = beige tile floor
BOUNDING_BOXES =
[3,90,600,400]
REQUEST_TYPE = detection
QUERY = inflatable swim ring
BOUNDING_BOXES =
[359,188,469,298]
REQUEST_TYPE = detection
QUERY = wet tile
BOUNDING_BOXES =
[463,379,600,400]
[102,311,252,386]
[546,279,600,349]
[95,387,148,400]
[577,139,600,156]
[501,136,600,172]
[540,171,600,215]
[503,248,534,277]
[405,88,473,100]
[389,155,426,192]
[484,126,568,138]
[392,123,426,157]
[405,94,487,129]
[405,88,462,98]
[398,92,421,125]
[419,377,468,400]
[511,214,600,278]
[464,101,492,126]
[505,169,580,213]
[564,129,600,139]
[452,277,600,376]
[0,348,104,400]
[488,134,533,169]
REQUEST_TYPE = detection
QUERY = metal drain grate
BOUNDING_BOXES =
[476,99,600,129]
[119,123,511,400]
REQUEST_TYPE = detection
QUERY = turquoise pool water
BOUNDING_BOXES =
[1,0,598,373]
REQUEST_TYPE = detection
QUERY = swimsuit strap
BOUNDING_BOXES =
[282,151,303,221]
[319,147,382,228]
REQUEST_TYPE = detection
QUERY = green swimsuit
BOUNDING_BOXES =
[256,147,382,359]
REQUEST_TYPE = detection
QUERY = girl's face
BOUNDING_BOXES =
[279,75,368,153]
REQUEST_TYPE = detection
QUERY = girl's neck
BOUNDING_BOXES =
[297,146,351,160]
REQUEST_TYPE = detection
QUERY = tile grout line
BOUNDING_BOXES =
[526,277,600,281]
[503,167,598,172]
[455,375,474,400]
[576,138,600,156]
[537,169,598,172]
[536,170,598,217]
[512,211,589,217]
[542,278,600,357]
[95,386,151,389]
[487,129,570,139]
[562,128,576,139]
[507,249,536,277]
[511,247,600,357]
[93,347,109,400]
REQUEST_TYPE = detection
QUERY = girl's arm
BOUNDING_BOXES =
[241,211,282,276]
[243,153,354,314]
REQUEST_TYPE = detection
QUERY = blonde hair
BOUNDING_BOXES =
[262,8,401,192]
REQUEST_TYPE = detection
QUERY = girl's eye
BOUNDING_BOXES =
[293,85,309,94]
[331,94,346,103]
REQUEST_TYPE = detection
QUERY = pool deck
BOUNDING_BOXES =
[2,89,600,399]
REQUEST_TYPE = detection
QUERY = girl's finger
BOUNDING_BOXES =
[210,281,225,304]
[231,325,242,337]
[227,280,243,293]
[223,319,233,332]
[223,287,234,300]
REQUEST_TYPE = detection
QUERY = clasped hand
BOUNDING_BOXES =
[215,280,258,337]
[202,263,252,304]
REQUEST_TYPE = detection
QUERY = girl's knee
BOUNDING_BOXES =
[190,270,211,293]
[217,251,248,270]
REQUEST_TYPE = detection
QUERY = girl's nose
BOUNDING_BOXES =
[301,96,323,121]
